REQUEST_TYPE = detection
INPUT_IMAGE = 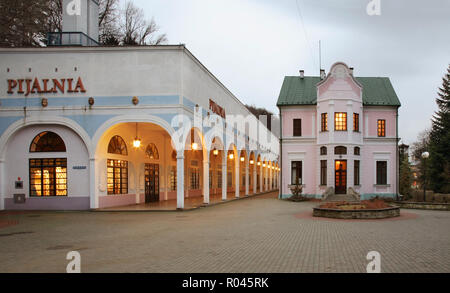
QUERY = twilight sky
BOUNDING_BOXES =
[132,0,450,144]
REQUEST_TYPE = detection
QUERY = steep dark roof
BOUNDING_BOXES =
[277,76,401,107]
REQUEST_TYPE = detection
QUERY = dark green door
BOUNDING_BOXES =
[145,164,159,203]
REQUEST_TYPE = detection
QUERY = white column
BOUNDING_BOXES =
[0,160,5,210]
[260,164,263,193]
[265,164,269,192]
[253,164,257,194]
[203,152,210,204]
[89,158,98,209]
[164,136,168,201]
[245,159,249,196]
[222,152,227,201]
[177,154,184,209]
[235,156,240,198]
[269,164,273,190]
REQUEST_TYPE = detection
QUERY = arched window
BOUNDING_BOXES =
[146,143,159,160]
[354,147,360,156]
[320,146,327,155]
[108,135,128,155]
[30,131,66,152]
[334,146,347,155]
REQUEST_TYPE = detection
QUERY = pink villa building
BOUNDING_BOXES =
[277,62,401,200]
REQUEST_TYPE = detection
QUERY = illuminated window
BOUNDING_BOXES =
[107,159,128,195]
[217,171,222,188]
[170,166,177,191]
[321,113,328,132]
[108,136,128,155]
[353,113,359,132]
[334,112,347,131]
[320,146,327,155]
[145,143,159,160]
[377,120,386,137]
[30,132,66,152]
[29,158,67,197]
[190,168,200,189]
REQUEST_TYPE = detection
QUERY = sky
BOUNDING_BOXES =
[131,0,450,145]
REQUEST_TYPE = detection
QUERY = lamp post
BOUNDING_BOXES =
[421,151,429,202]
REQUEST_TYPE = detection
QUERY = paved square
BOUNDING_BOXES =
[1,192,449,273]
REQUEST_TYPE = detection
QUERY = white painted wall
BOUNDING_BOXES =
[4,124,90,199]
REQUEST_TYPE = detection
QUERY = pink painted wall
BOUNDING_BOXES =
[364,109,397,137]
[282,108,315,137]
[360,144,397,195]
[99,194,136,209]
[281,144,317,196]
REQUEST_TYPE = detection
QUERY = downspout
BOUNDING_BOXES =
[278,106,282,200]
[396,106,399,201]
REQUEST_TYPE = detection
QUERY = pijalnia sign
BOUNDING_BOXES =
[7,77,86,96]
[209,99,226,119]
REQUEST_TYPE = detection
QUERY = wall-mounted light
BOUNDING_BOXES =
[250,160,254,165]
[229,153,234,160]
[257,162,261,166]
[213,149,219,156]
[192,142,199,150]
[263,163,266,168]
[240,157,245,162]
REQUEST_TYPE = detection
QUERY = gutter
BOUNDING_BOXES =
[396,106,399,200]
[278,105,282,200]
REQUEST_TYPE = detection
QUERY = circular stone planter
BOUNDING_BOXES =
[313,205,400,219]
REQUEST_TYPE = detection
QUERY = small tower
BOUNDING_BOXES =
[48,0,99,46]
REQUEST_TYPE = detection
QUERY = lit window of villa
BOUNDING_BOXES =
[335,112,347,131]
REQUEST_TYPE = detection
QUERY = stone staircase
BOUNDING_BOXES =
[321,187,361,202]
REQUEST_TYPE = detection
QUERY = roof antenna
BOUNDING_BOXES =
[319,40,322,73]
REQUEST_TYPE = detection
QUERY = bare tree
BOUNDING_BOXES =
[0,0,167,47]
[46,0,62,33]
[0,0,52,47]
[98,0,120,45]
[120,1,167,45]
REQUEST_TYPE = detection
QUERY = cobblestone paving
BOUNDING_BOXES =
[0,192,449,273]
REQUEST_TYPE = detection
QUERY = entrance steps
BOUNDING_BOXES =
[324,194,359,202]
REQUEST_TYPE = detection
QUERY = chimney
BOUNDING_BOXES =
[320,69,326,80]
[299,70,304,79]
[349,67,354,76]
[49,0,99,46]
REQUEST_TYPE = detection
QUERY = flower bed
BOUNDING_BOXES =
[313,200,400,219]
[319,199,391,210]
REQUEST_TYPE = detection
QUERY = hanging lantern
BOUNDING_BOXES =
[133,123,141,148]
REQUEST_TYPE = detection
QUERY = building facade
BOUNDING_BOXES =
[0,46,279,211]
[278,62,401,200]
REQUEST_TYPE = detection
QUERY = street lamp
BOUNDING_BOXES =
[421,151,429,202]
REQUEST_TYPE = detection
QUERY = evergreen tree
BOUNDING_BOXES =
[399,145,412,198]
[429,65,450,193]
